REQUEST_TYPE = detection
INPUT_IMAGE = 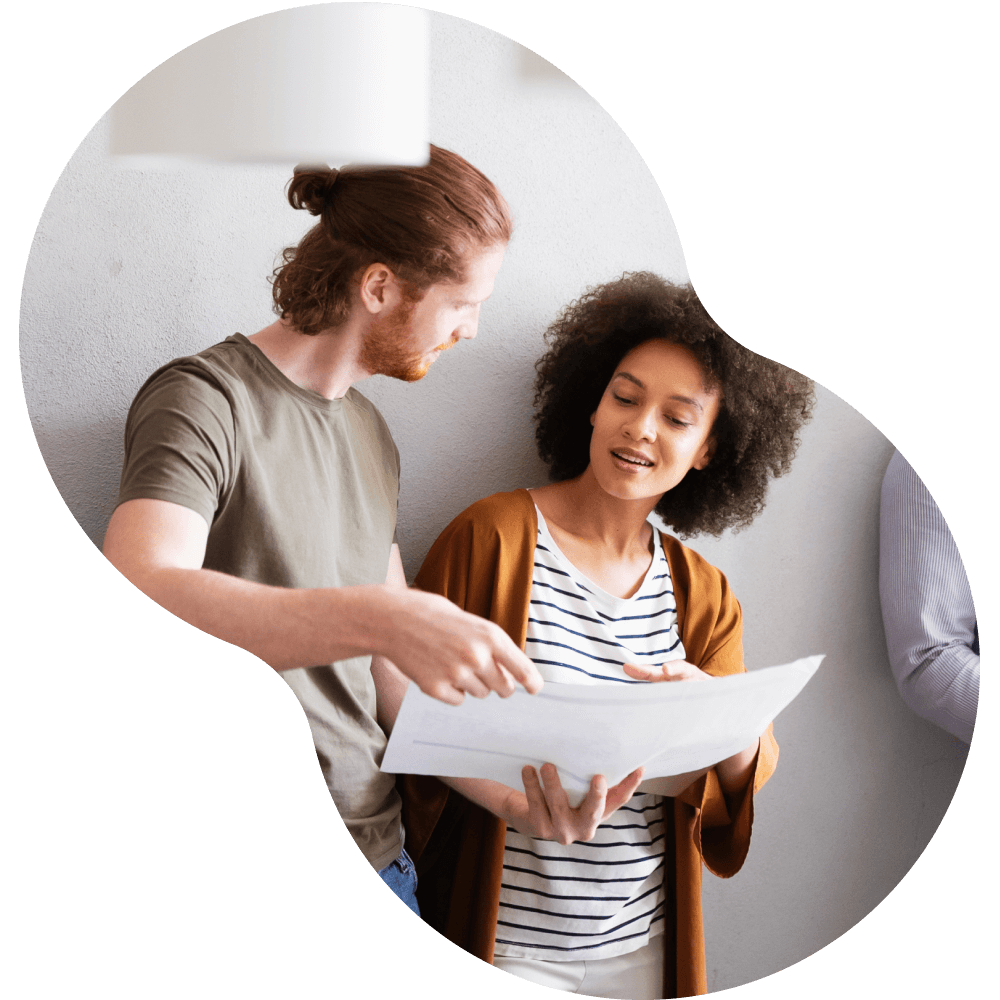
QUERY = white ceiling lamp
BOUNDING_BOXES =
[111,3,430,167]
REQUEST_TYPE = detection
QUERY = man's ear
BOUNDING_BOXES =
[358,263,400,315]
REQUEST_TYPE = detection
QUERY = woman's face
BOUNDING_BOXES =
[589,338,720,503]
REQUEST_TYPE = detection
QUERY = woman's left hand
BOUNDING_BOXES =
[622,660,709,682]
[623,659,760,797]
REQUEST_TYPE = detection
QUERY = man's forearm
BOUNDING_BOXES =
[104,498,542,698]
[895,644,979,744]
[128,564,401,671]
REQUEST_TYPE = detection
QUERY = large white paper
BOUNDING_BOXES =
[381,655,822,805]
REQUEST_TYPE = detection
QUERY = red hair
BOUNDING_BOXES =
[271,145,513,335]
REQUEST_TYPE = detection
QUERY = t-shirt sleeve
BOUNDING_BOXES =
[117,365,236,528]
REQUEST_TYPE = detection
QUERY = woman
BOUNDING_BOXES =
[397,273,814,998]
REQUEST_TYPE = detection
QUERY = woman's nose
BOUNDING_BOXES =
[624,407,657,441]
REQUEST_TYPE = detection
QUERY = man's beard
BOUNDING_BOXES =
[358,297,433,383]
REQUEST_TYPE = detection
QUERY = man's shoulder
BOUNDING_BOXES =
[144,334,250,388]
[133,336,248,403]
[343,385,392,429]
[342,387,400,467]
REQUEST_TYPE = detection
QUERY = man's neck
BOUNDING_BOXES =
[247,318,370,400]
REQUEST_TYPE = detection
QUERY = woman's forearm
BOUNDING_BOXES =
[442,765,644,845]
[441,776,524,825]
[714,737,761,796]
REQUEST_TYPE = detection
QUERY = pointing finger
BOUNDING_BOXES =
[475,658,517,698]
[493,640,544,694]
[456,670,492,699]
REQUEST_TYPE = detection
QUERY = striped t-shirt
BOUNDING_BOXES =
[494,507,686,962]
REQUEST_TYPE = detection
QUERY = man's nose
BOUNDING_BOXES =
[457,306,481,340]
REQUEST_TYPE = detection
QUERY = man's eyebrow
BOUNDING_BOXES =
[612,372,706,413]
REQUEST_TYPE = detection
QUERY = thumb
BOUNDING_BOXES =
[580,773,609,816]
[622,662,665,682]
[606,767,644,812]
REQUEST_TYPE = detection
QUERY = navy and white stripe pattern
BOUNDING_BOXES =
[525,510,684,687]
[494,508,686,962]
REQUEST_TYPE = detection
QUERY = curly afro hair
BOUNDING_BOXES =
[534,272,815,537]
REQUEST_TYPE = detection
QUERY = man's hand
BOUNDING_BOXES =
[502,763,645,844]
[376,586,543,705]
[622,659,709,683]
[374,544,542,708]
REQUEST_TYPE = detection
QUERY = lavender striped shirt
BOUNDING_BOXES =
[879,450,979,743]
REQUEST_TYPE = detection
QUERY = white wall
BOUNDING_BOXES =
[18,10,971,996]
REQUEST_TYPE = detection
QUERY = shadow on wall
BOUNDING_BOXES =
[32,418,124,548]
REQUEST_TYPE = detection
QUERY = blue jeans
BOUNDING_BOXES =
[377,846,420,916]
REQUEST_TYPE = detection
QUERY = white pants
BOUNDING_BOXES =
[492,931,666,999]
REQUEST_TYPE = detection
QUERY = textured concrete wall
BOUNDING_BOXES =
[18,10,970,995]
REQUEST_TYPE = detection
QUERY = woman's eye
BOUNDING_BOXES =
[665,415,690,427]
[613,394,634,405]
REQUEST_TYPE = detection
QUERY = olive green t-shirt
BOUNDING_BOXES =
[118,334,403,870]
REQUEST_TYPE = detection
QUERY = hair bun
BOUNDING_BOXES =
[287,165,340,215]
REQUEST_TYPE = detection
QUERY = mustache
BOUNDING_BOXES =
[434,337,459,353]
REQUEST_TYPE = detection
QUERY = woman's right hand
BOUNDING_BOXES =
[623,659,709,682]
[503,763,645,844]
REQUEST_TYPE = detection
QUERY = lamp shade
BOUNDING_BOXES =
[110,3,429,166]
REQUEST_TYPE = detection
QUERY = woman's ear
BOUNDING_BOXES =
[693,436,716,470]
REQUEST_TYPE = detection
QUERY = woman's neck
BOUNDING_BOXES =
[532,470,658,551]
[528,471,662,598]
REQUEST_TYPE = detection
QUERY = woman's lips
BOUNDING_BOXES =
[611,449,654,472]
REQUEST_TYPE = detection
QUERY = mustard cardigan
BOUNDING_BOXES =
[403,489,778,998]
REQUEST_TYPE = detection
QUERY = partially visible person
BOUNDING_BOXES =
[879,449,979,743]
[374,273,814,997]
[102,146,543,914]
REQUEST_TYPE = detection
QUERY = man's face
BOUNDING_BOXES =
[359,244,506,382]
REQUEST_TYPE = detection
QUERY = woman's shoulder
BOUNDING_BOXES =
[441,488,537,537]
[658,531,733,600]
[659,530,713,570]
[416,489,538,594]
[467,487,535,515]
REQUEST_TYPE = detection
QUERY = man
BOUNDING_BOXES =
[879,449,979,743]
[102,146,543,913]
